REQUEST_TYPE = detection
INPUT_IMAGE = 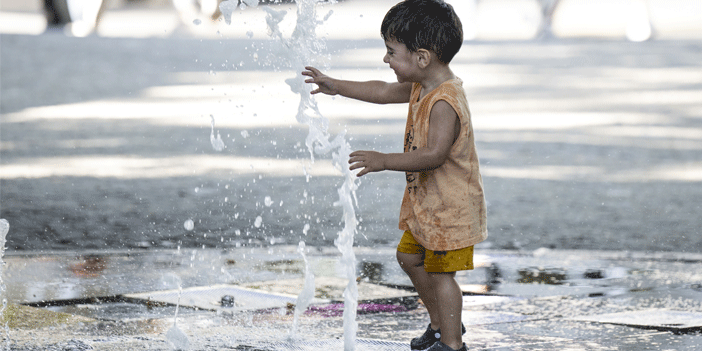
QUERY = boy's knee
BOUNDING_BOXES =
[428,271,457,281]
[396,251,423,270]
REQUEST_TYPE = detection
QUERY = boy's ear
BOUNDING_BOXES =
[416,49,432,69]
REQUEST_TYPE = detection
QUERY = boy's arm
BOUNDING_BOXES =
[349,100,459,177]
[302,66,412,104]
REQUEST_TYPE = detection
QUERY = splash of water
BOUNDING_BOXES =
[163,273,190,350]
[328,135,359,351]
[220,0,358,348]
[219,0,238,25]
[210,115,225,151]
[253,0,359,347]
[0,219,10,350]
[166,320,190,351]
[290,241,315,338]
[271,1,359,349]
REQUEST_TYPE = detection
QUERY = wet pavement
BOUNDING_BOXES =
[3,246,702,350]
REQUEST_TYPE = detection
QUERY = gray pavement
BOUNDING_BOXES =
[2,33,702,252]
[2,0,702,349]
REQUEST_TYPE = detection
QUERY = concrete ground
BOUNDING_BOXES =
[1,0,702,253]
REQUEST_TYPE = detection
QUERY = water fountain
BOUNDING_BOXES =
[290,241,315,338]
[163,273,191,350]
[0,219,9,350]
[219,0,360,348]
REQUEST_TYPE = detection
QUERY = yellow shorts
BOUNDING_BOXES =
[396,230,474,273]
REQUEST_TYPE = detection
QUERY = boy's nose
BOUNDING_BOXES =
[383,54,389,63]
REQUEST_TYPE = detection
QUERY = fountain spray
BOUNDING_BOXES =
[219,0,359,348]
[0,219,10,350]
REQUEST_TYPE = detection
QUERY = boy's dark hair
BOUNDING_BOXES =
[381,0,463,64]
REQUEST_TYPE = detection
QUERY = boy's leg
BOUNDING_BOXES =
[428,272,463,350]
[396,251,441,329]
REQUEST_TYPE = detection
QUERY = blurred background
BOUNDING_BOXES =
[1,0,702,40]
[1,0,701,253]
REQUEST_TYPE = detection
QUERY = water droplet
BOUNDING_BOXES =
[219,0,238,25]
[210,115,225,151]
[184,219,194,231]
[166,324,190,350]
[254,216,263,228]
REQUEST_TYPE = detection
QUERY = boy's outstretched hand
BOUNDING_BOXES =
[349,150,386,177]
[302,66,338,95]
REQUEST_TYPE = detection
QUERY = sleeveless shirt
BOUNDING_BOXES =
[398,78,488,251]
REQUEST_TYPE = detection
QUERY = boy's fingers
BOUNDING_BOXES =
[350,167,363,177]
[348,156,365,165]
[348,153,370,176]
[349,163,363,174]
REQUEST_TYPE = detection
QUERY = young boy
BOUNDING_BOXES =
[302,1,487,350]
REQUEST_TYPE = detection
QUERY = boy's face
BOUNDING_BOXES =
[383,39,420,83]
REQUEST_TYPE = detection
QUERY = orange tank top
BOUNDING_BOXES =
[398,78,488,251]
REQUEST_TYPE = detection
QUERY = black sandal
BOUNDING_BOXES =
[411,323,466,350]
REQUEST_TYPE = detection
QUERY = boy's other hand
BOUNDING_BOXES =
[302,66,338,95]
[349,150,386,177]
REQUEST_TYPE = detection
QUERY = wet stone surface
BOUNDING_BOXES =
[2,247,702,349]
